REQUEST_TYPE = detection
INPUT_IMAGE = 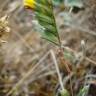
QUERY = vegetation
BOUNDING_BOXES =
[0,0,96,96]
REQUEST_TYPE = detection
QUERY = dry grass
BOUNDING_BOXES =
[0,0,96,96]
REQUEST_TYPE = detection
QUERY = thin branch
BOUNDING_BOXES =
[50,50,64,91]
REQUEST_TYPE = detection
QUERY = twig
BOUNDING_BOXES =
[50,50,64,91]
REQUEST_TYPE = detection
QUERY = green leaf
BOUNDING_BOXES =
[77,85,89,96]
[34,0,60,45]
[41,31,59,45]
[36,13,54,25]
[35,3,52,16]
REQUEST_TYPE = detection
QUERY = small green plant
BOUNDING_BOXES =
[77,85,89,96]
[24,0,90,96]
[24,0,70,95]
[25,0,61,46]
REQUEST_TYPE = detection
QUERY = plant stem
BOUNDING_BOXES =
[50,50,64,91]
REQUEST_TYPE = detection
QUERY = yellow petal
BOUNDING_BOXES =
[24,0,35,9]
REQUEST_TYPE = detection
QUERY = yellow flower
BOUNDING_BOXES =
[24,0,36,9]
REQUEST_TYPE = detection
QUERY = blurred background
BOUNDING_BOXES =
[0,0,96,96]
